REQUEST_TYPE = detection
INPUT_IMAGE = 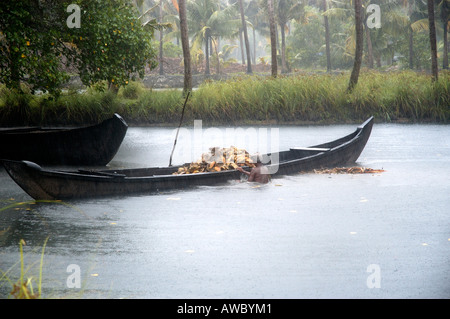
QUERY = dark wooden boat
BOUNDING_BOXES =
[2,117,374,200]
[0,114,128,165]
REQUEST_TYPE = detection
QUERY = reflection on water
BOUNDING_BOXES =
[1,123,449,298]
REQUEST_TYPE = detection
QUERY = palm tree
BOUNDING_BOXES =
[439,0,449,69]
[407,0,420,69]
[208,3,240,74]
[402,0,445,71]
[235,0,264,67]
[159,0,164,75]
[276,0,305,73]
[238,0,253,73]
[348,0,363,92]
[267,0,278,77]
[134,0,173,75]
[324,0,407,69]
[323,0,363,68]
[330,0,373,69]
[187,0,217,75]
[245,0,261,65]
[227,0,252,68]
[160,1,182,48]
[427,0,438,81]
[188,0,238,75]
[178,0,192,93]
[401,0,428,69]
[322,0,332,72]
[364,10,374,68]
[373,1,412,68]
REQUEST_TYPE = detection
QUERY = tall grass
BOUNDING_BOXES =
[189,71,449,124]
[0,238,48,299]
[0,71,448,126]
[124,88,183,124]
[0,87,119,126]
[190,74,349,123]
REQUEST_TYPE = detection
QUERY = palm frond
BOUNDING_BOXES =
[138,3,159,20]
[323,7,351,19]
[411,18,429,32]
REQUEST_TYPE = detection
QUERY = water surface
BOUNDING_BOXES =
[0,122,449,298]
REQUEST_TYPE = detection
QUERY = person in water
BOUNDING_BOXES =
[236,156,270,184]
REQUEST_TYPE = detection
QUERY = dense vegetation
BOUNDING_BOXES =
[0,0,449,126]
[0,0,158,96]
[1,70,448,126]
[151,0,449,74]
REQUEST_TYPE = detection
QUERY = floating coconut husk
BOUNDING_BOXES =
[313,167,385,174]
[173,146,256,175]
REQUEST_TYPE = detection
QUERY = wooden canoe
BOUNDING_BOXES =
[0,114,128,165]
[1,117,374,200]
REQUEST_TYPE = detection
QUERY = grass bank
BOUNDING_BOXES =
[0,70,448,126]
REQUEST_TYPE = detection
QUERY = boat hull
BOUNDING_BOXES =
[2,160,242,200]
[271,117,373,176]
[2,117,374,200]
[0,114,128,165]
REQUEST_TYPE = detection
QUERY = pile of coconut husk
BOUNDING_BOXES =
[313,167,385,174]
[173,146,256,175]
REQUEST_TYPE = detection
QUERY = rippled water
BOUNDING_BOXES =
[1,122,449,298]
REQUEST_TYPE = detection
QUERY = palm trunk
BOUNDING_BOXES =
[253,27,256,65]
[267,0,277,77]
[210,37,214,61]
[239,29,245,65]
[443,19,448,70]
[238,0,252,74]
[409,26,414,69]
[348,0,363,92]
[365,24,374,69]
[159,34,164,75]
[375,52,381,68]
[205,29,210,75]
[214,37,220,74]
[427,0,438,81]
[323,0,331,72]
[159,0,164,75]
[280,22,287,73]
[178,0,191,94]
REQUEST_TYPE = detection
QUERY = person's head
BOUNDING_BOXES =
[255,154,263,166]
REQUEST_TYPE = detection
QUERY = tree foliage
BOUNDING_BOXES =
[66,0,157,89]
[0,0,69,96]
[0,0,157,96]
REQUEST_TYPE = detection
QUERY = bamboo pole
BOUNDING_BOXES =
[169,91,190,167]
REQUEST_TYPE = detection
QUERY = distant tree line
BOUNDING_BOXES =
[147,0,447,92]
[1,0,447,96]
